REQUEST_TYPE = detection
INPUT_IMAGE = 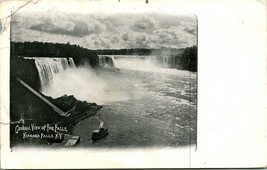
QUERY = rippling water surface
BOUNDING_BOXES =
[67,56,198,147]
[32,55,197,147]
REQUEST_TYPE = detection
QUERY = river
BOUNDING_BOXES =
[33,55,197,147]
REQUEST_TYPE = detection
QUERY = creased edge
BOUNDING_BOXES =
[0,0,40,36]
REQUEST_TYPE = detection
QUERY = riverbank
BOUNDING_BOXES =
[10,87,103,147]
[10,42,103,147]
[10,64,103,147]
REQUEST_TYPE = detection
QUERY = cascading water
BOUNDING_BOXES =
[99,55,156,70]
[100,55,176,70]
[98,55,115,68]
[68,58,76,68]
[104,55,180,74]
[25,57,76,91]
[161,55,176,68]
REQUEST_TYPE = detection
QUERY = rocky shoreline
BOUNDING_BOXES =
[10,88,103,147]
[10,48,103,147]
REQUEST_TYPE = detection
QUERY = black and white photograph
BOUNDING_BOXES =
[9,2,197,148]
[1,0,266,169]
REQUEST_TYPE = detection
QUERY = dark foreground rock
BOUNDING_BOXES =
[10,80,102,147]
[44,94,103,130]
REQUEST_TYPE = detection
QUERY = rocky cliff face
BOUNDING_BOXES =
[10,74,102,146]
[10,57,41,90]
[10,42,102,147]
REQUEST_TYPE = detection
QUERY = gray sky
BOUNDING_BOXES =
[11,10,197,49]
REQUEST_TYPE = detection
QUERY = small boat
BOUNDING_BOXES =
[91,128,108,141]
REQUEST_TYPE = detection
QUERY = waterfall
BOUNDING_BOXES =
[161,55,176,68]
[69,58,76,68]
[25,57,76,91]
[98,56,115,68]
[99,54,177,69]
[108,55,160,71]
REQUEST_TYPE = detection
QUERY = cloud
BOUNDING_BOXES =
[131,17,158,32]
[180,21,197,35]
[28,17,91,37]
[11,12,197,49]
[122,33,129,41]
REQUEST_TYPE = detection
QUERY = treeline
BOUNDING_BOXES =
[94,48,152,55]
[152,46,197,72]
[177,45,197,72]
[163,46,197,72]
[11,41,99,67]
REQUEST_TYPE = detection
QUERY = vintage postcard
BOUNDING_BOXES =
[0,0,266,169]
[9,3,197,149]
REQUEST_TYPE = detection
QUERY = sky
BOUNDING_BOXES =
[11,1,197,49]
